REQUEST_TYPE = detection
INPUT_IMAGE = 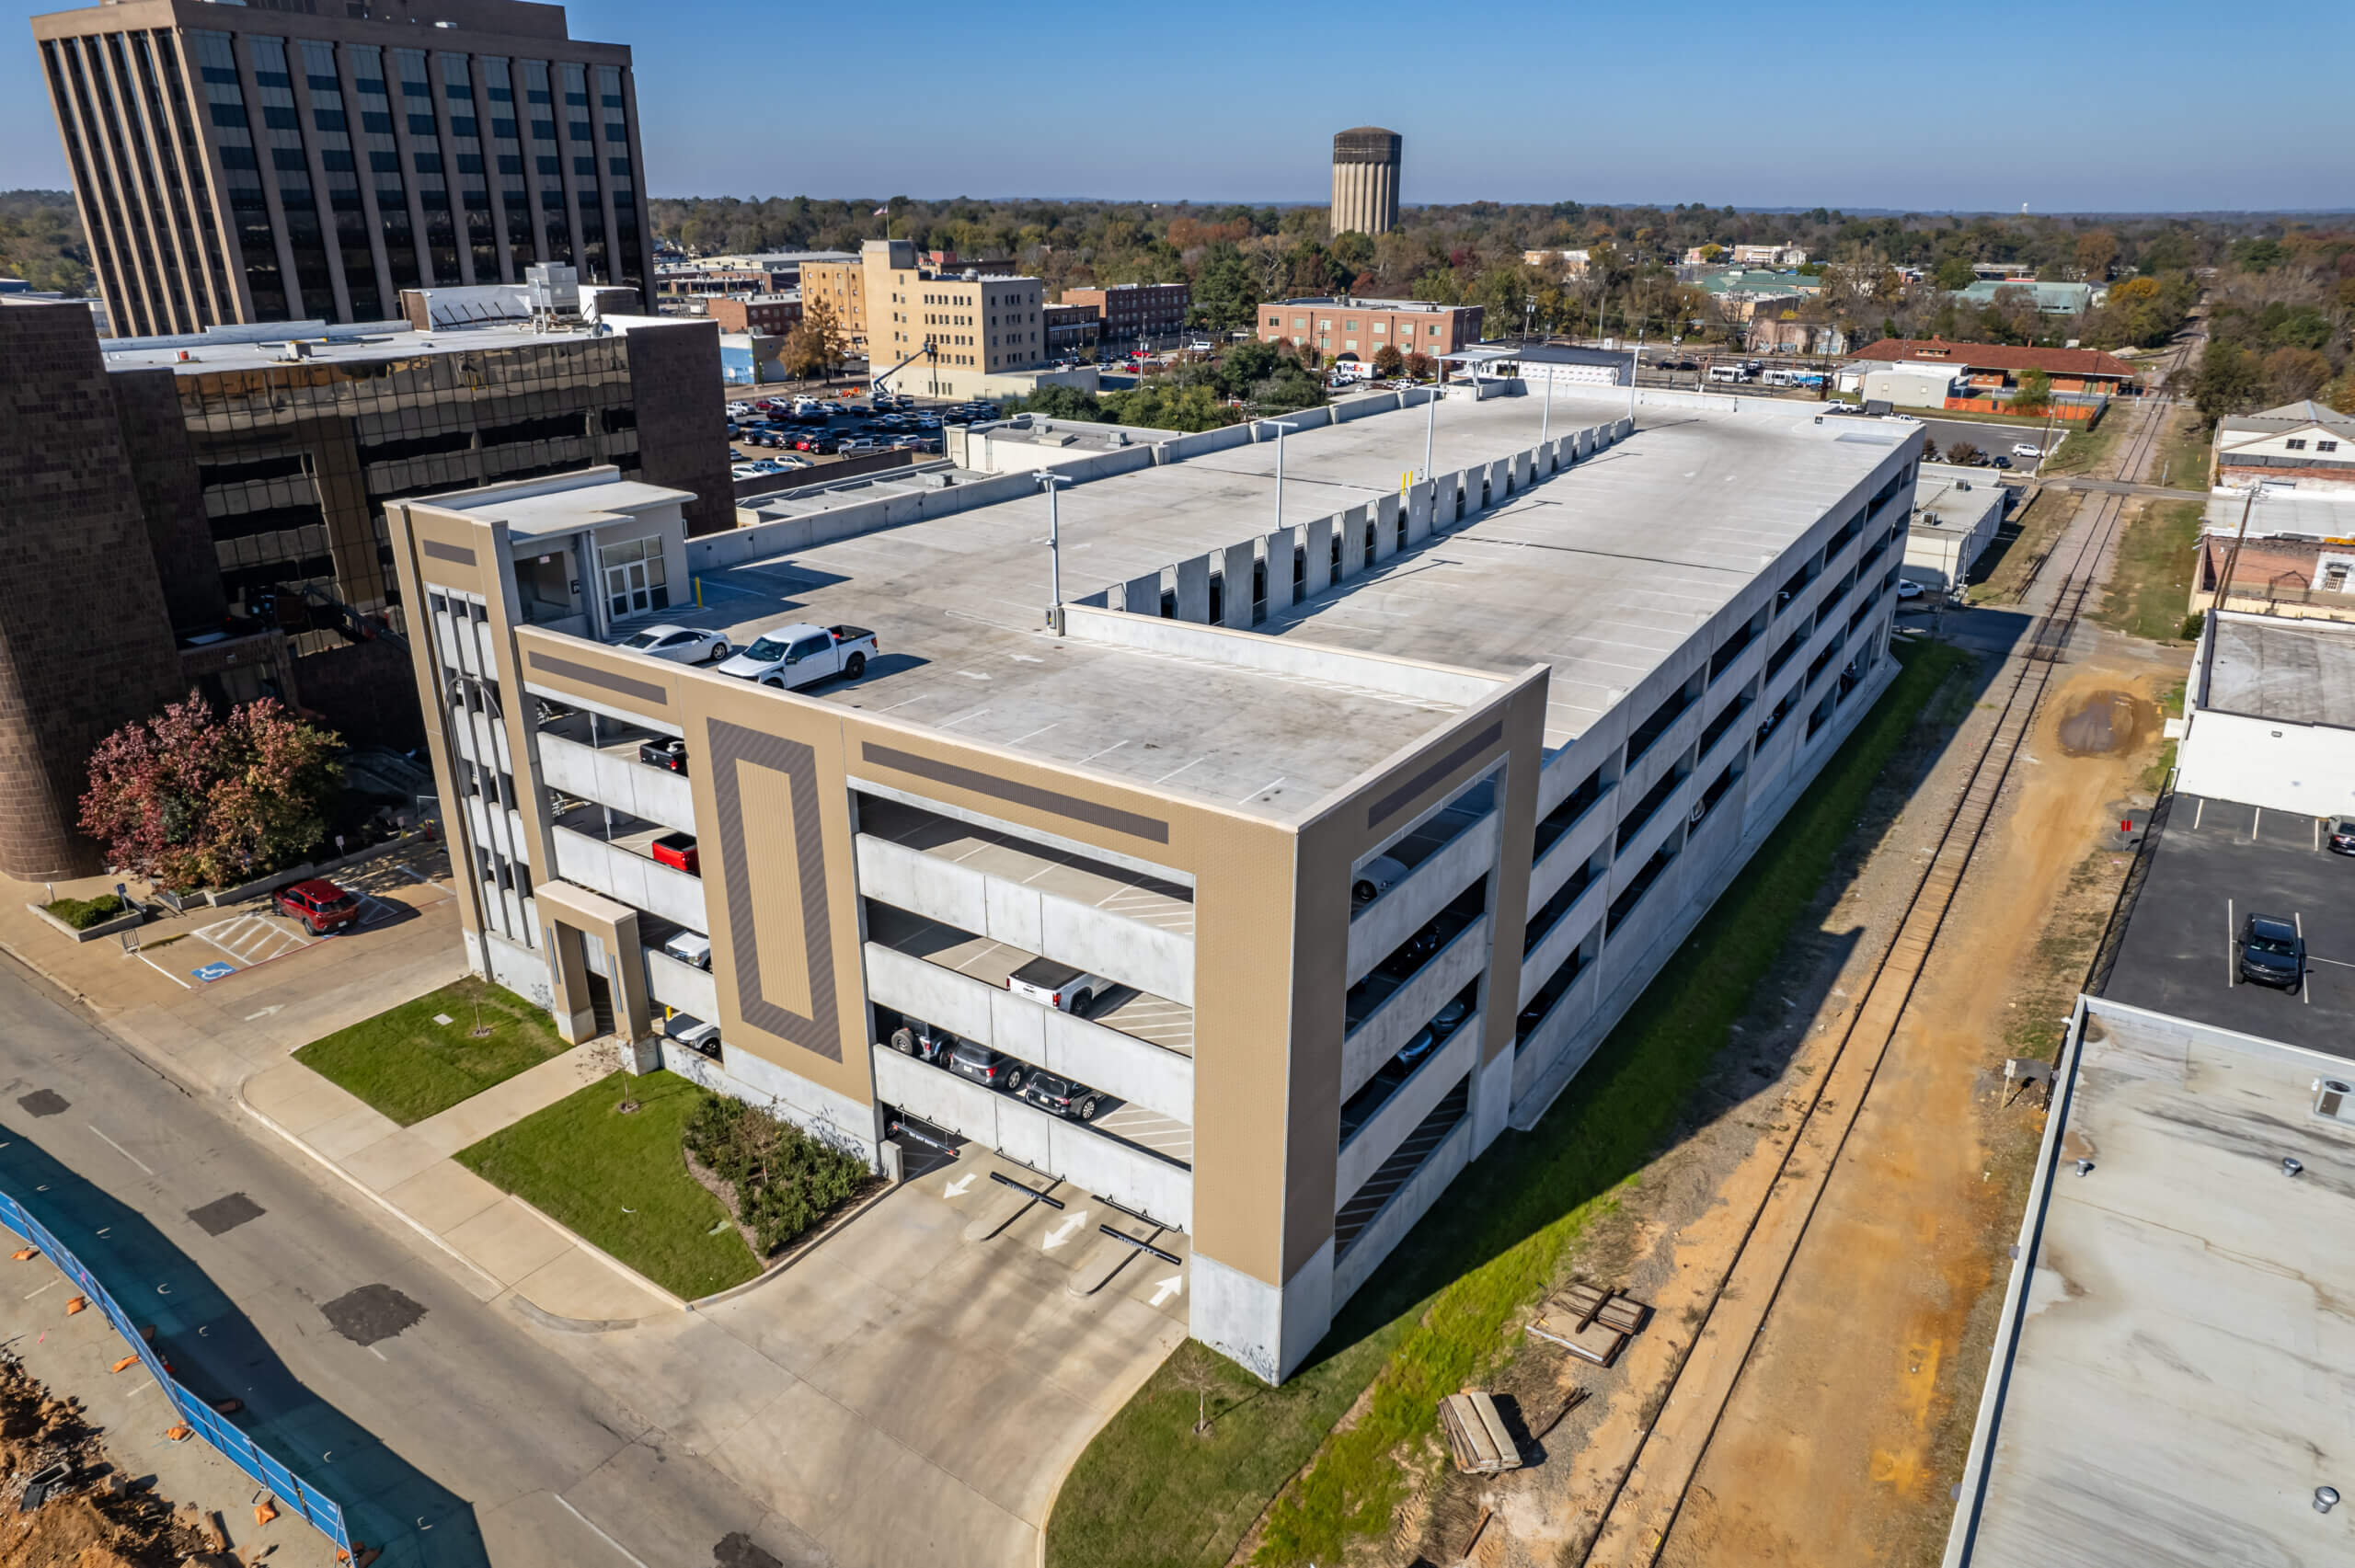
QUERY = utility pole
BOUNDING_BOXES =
[1035,470,1073,633]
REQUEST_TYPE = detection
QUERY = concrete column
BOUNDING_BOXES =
[1174,554,1211,622]
[1304,517,1333,597]
[1470,1029,1514,1154]
[547,922,598,1043]
[1406,480,1434,544]
[1262,530,1297,614]
[1122,570,1165,616]
[1338,506,1368,580]
[1372,494,1401,561]
[1221,541,1255,628]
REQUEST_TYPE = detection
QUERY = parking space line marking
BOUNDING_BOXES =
[86,1126,154,1177]
[553,1495,653,1568]
[2227,898,2234,988]
[2299,911,2309,1004]
[2253,807,2263,843]
[134,952,193,990]
[2193,797,2204,830]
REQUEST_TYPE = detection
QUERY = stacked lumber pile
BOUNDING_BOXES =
[1525,1281,1652,1368]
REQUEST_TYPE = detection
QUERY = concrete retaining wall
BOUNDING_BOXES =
[1060,602,1505,706]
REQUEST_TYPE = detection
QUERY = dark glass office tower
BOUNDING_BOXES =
[32,0,654,335]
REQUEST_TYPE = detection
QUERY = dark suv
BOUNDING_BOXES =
[2329,818,2355,856]
[948,1038,1025,1093]
[2238,913,2305,990]
[887,1016,957,1064]
[1017,1071,1103,1121]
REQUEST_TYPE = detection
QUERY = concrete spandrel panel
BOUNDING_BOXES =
[995,1096,1053,1170]
[987,986,1049,1059]
[1405,481,1432,544]
[982,876,1045,955]
[1220,541,1256,628]
[1338,506,1368,579]
[1371,494,1400,561]
[1262,531,1297,613]
[1304,517,1333,596]
[1122,572,1164,616]
[1174,555,1210,622]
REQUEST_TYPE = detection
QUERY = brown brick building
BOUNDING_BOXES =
[1062,283,1189,346]
[1044,302,1099,357]
[1258,297,1483,363]
[705,294,802,336]
[1847,338,2140,396]
[0,300,211,877]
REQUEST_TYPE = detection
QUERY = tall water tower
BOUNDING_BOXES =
[1330,128,1403,237]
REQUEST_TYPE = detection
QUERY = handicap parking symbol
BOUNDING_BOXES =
[190,961,236,983]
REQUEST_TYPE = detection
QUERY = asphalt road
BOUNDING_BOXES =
[0,956,802,1568]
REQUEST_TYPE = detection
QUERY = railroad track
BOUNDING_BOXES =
[1575,363,2187,1566]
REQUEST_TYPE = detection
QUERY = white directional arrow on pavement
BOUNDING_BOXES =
[943,1173,975,1198]
[1151,1274,1184,1307]
[244,1005,282,1021]
[1042,1210,1088,1251]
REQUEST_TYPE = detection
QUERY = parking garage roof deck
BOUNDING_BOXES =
[587,395,1910,818]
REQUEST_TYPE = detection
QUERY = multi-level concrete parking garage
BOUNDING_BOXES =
[387,386,1921,1379]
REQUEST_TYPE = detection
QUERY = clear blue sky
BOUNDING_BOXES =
[3,0,2348,212]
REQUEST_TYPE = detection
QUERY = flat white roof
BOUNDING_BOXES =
[1960,1000,2355,1567]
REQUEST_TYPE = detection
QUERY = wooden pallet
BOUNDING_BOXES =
[1529,1284,1653,1366]
[1438,1390,1524,1475]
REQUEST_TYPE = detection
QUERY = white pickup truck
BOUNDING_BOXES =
[715,622,878,691]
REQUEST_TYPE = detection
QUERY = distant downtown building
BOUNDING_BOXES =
[30,0,656,338]
[1059,282,1190,348]
[1330,126,1402,238]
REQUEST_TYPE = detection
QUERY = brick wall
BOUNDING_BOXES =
[625,322,735,538]
[109,368,230,633]
[0,303,190,877]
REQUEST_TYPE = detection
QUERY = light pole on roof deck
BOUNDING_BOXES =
[1266,419,1301,539]
[1422,365,1440,481]
[1034,470,1073,634]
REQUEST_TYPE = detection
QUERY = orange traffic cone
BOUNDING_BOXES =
[63,1296,86,1316]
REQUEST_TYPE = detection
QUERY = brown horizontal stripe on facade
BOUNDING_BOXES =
[524,651,672,708]
[859,743,1170,844]
[1367,720,1504,830]
[420,539,477,566]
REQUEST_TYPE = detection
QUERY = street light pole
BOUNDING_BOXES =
[1035,470,1073,633]
[1628,327,1645,422]
[1540,358,1553,445]
[1267,419,1300,536]
[1422,376,1438,480]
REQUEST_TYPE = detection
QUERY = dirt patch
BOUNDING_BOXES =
[2053,688,2155,757]
[0,1351,217,1567]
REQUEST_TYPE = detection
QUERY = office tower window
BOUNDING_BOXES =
[296,40,379,317]
[346,47,419,292]
[192,31,287,321]
[521,60,569,264]
[395,50,456,283]
[247,38,333,315]
[437,52,499,283]
[146,32,231,326]
[559,63,605,281]
[480,58,534,264]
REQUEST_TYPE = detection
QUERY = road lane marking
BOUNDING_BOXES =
[86,1126,155,1176]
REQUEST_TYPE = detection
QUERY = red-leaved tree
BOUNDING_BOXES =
[79,692,342,890]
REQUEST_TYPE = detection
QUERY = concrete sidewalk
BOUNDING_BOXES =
[241,1048,677,1326]
[3,853,675,1327]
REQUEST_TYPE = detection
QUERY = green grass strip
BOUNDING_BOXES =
[455,1069,760,1299]
[293,976,569,1127]
[1046,639,1973,1568]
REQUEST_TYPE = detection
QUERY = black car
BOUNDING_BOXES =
[2238,913,2305,990]
[1017,1071,1102,1121]
[887,1016,957,1063]
[2329,817,2355,855]
[638,738,687,774]
[948,1037,1025,1093]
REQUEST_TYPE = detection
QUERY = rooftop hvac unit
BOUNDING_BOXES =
[525,263,580,320]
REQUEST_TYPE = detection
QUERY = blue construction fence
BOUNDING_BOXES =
[0,1186,353,1557]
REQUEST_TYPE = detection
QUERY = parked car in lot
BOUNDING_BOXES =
[2330,817,2355,855]
[948,1037,1025,1093]
[1896,579,1926,601]
[2237,912,2305,989]
[1007,957,1110,1014]
[618,624,729,664]
[662,930,711,971]
[275,877,361,934]
[730,463,765,480]
[667,1015,721,1058]
[2011,442,2043,459]
[650,832,700,875]
[887,1015,959,1063]
[715,622,878,690]
[638,737,687,773]
[1017,1071,1103,1121]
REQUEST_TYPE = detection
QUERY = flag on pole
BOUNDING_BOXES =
[872,206,889,216]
